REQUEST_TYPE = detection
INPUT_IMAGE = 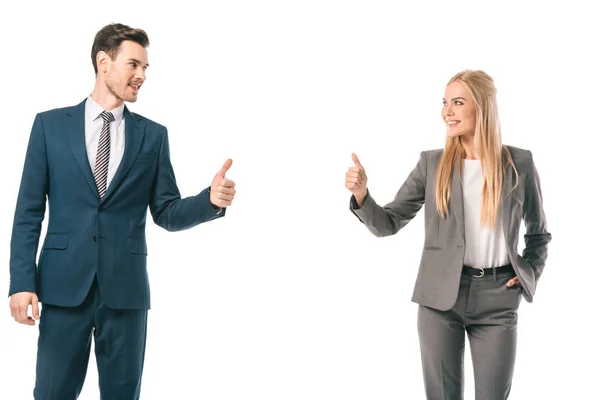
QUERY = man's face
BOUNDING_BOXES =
[101,40,148,104]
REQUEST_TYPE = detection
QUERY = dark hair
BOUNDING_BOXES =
[91,23,150,74]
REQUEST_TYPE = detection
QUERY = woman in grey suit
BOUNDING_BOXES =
[345,70,551,400]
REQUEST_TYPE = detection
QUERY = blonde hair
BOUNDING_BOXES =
[435,70,518,227]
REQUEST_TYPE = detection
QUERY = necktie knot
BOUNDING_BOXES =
[100,111,115,124]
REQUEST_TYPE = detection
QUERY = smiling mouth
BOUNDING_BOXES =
[447,120,460,127]
[129,82,141,93]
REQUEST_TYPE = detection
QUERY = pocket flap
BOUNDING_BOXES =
[43,234,69,250]
[128,238,147,255]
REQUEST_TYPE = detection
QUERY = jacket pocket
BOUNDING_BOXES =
[128,238,148,255]
[42,234,68,250]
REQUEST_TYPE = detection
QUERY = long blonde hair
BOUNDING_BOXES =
[435,70,518,228]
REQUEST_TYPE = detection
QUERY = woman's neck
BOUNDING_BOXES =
[460,135,479,160]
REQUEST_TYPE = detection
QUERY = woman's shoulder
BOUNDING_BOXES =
[417,146,536,166]
[504,144,534,165]
[420,148,444,160]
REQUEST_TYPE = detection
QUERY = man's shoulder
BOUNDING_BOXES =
[36,101,84,120]
[34,101,169,134]
[128,110,166,132]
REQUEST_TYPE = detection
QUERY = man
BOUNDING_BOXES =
[8,23,236,399]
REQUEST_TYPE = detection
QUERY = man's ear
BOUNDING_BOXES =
[97,51,110,74]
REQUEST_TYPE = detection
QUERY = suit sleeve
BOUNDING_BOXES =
[350,151,427,237]
[149,126,224,232]
[521,150,551,280]
[9,114,49,296]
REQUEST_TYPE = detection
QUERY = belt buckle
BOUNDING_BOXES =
[473,267,484,278]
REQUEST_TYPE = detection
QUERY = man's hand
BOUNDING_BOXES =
[210,158,236,209]
[10,291,40,326]
[345,153,368,207]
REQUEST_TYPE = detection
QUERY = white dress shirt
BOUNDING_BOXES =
[84,96,126,189]
[461,159,510,268]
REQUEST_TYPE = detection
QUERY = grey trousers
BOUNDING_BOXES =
[417,267,522,400]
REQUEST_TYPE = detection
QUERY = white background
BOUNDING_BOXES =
[1,1,598,399]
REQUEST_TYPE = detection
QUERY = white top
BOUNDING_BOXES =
[84,96,126,189]
[461,159,509,268]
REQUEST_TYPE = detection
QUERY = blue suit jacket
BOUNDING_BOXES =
[9,99,224,309]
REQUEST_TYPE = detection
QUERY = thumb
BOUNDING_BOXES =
[218,158,233,177]
[352,153,363,169]
[31,294,40,320]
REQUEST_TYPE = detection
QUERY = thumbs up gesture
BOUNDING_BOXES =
[210,158,236,208]
[345,153,368,203]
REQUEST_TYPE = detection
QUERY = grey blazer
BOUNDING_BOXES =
[350,145,551,311]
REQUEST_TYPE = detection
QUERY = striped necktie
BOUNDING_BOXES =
[93,111,114,198]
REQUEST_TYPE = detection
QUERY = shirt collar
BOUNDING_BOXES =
[85,96,125,124]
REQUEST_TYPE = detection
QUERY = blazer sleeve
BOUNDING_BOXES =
[349,151,427,237]
[149,126,224,232]
[521,150,552,280]
[9,114,49,296]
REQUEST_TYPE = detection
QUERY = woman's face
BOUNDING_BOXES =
[442,81,477,138]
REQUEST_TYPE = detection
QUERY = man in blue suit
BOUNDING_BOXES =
[8,23,236,399]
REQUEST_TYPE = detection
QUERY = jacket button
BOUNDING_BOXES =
[98,206,104,213]
[93,235,97,242]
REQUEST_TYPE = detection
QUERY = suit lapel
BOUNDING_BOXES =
[501,161,514,236]
[102,106,144,202]
[450,154,514,241]
[65,99,100,199]
[450,158,465,241]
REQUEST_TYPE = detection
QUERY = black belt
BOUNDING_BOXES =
[462,264,514,277]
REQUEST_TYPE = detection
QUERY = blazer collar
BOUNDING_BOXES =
[64,99,145,202]
[102,106,144,202]
[450,156,514,241]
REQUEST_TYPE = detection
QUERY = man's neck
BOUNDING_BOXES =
[90,82,124,111]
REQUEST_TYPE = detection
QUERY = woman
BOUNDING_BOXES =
[345,70,551,399]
